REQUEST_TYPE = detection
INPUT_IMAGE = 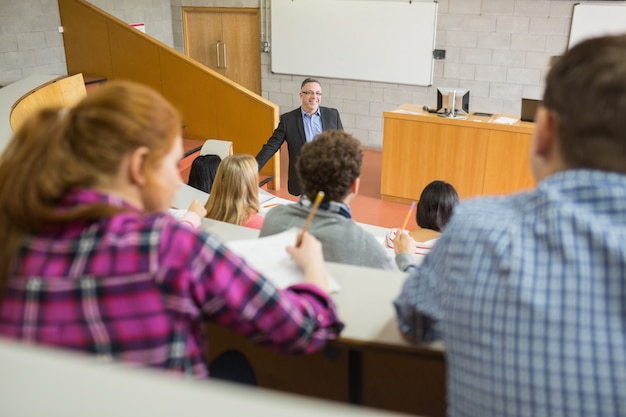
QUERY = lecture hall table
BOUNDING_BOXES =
[200,218,447,417]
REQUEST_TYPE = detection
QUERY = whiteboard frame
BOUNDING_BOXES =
[568,2,626,49]
[270,0,438,86]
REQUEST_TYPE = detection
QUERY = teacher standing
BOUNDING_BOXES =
[256,78,343,196]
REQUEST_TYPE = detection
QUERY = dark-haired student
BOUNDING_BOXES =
[385,180,459,264]
[188,153,221,193]
[255,77,343,196]
[0,80,343,379]
[393,34,626,417]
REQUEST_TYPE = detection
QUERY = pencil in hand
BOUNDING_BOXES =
[401,201,416,231]
[296,191,325,247]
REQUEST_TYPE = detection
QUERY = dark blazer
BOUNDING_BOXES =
[256,106,343,196]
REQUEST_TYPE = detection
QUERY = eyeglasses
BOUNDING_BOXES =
[301,91,322,97]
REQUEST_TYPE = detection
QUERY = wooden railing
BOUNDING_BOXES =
[10,73,86,133]
[57,0,280,190]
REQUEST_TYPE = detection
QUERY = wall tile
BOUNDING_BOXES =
[3,0,586,150]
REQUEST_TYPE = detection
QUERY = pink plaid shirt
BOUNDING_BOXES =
[0,189,343,377]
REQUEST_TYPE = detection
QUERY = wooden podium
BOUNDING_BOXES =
[381,104,536,203]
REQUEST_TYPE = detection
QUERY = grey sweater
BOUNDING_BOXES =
[260,204,397,270]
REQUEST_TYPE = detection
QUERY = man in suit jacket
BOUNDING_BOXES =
[256,78,343,196]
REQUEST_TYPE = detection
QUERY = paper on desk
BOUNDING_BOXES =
[392,108,419,115]
[224,228,340,293]
[168,208,187,220]
[257,188,276,204]
[259,195,295,214]
[493,116,518,124]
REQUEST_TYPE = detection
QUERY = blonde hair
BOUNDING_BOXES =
[204,154,260,225]
[0,80,181,299]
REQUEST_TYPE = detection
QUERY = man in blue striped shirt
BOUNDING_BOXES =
[394,34,626,417]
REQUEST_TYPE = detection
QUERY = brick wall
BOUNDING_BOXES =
[3,0,579,149]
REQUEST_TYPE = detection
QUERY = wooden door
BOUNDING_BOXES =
[183,8,261,94]
[221,10,261,94]
[183,9,223,74]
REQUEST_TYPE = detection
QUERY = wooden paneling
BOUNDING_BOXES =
[160,49,218,140]
[483,130,535,195]
[382,106,536,203]
[215,80,274,152]
[58,0,280,190]
[213,78,280,188]
[58,0,112,78]
[382,116,489,201]
[361,349,446,417]
[205,320,446,416]
[108,23,162,88]
[205,322,447,415]
[206,323,349,401]
[10,74,86,132]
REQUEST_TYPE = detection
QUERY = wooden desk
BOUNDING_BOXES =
[381,104,536,203]
[200,220,446,416]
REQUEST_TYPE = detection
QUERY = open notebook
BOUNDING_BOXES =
[225,229,340,293]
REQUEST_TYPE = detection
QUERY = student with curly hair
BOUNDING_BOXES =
[261,130,396,270]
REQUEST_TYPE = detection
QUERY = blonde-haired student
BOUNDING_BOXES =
[0,80,342,379]
[204,154,265,229]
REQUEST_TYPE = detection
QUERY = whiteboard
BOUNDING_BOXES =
[270,0,438,86]
[568,2,626,48]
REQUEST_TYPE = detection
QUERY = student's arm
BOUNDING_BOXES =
[178,200,207,229]
[393,268,441,342]
[363,232,399,270]
[393,227,453,342]
[393,231,418,272]
[181,229,343,354]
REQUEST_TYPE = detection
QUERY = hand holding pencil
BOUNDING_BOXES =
[394,201,417,255]
[286,231,329,292]
[287,190,328,291]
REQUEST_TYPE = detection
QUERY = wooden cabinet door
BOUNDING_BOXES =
[183,9,223,73]
[221,10,261,94]
[183,8,261,94]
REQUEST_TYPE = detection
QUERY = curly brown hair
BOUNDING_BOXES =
[296,130,363,202]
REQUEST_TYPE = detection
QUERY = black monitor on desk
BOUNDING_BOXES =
[437,87,470,118]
